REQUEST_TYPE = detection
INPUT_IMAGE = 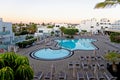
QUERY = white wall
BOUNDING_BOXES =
[0,18,14,43]
[79,18,100,34]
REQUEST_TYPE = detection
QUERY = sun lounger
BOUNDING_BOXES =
[86,71,96,80]
[82,62,89,70]
[77,72,85,80]
[75,62,81,69]
[85,56,90,61]
[104,72,117,80]
[58,71,67,80]
[44,72,52,80]
[34,71,43,80]
[96,56,102,61]
[80,56,85,61]
[97,63,105,70]
[97,72,106,80]
[91,56,96,61]
[68,62,74,69]
[90,63,97,70]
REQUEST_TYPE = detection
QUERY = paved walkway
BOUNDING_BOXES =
[17,35,120,80]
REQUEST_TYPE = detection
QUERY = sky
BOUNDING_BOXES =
[0,0,120,24]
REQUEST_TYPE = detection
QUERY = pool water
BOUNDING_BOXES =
[30,38,97,60]
[31,48,71,60]
[56,39,97,50]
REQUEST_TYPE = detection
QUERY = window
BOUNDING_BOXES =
[91,26,94,28]
[96,22,99,26]
[56,25,59,27]
[39,30,43,33]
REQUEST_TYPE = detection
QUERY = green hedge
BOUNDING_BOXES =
[25,36,34,40]
[16,38,37,48]
[110,32,120,43]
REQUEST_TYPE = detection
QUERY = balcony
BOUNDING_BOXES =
[0,31,10,35]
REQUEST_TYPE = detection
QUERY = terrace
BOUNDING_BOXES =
[17,34,120,80]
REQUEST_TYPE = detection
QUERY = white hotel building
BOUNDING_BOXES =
[0,18,15,52]
[0,18,14,44]
[78,18,112,34]
[34,25,53,40]
[106,20,120,32]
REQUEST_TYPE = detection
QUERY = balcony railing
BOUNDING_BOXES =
[0,31,10,35]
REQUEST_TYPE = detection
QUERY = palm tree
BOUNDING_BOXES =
[3,52,17,69]
[95,0,120,8]
[60,26,66,36]
[15,55,29,69]
[15,64,33,80]
[0,67,14,80]
[104,51,120,72]
[0,52,34,80]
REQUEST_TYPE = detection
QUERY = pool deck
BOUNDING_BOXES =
[17,35,120,80]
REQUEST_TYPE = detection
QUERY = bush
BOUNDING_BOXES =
[25,36,34,40]
[110,32,120,43]
[0,52,33,80]
[16,38,37,48]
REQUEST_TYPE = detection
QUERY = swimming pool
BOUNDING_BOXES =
[30,38,97,60]
[56,39,97,50]
[30,48,72,60]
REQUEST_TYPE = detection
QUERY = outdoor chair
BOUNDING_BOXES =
[104,72,117,80]
[44,72,52,80]
[91,56,96,61]
[68,62,74,69]
[90,63,97,70]
[34,71,43,80]
[80,56,85,61]
[77,72,85,80]
[75,62,81,69]
[58,71,67,80]
[82,62,89,70]
[85,56,90,61]
[86,71,97,80]
[97,63,105,70]
[96,56,102,61]
[96,72,106,80]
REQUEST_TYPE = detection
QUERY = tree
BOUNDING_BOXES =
[15,64,33,80]
[63,28,78,38]
[110,32,120,43]
[0,57,5,69]
[60,26,66,36]
[95,0,120,8]
[0,67,14,80]
[27,23,37,34]
[47,25,54,28]
[0,52,33,80]
[104,51,120,72]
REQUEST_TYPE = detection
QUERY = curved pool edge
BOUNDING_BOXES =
[29,47,74,61]
[55,38,98,51]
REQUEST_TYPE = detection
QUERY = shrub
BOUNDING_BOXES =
[16,38,37,48]
[110,32,120,43]
[25,36,34,40]
[0,52,33,80]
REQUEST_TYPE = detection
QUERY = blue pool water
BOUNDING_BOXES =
[56,39,97,50]
[31,48,71,60]
[30,38,97,60]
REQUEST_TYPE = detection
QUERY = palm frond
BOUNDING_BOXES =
[95,1,117,8]
[0,67,14,80]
